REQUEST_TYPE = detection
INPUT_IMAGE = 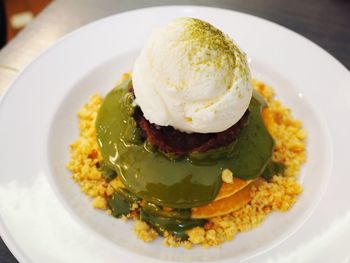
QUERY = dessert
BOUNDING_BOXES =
[132,17,251,133]
[67,18,306,247]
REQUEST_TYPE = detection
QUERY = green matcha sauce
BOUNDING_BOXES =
[96,78,275,209]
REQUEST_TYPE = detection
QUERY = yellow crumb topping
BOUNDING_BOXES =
[253,80,306,178]
[134,220,158,242]
[66,80,306,247]
[221,169,234,184]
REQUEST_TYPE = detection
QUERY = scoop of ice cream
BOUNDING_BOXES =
[132,17,252,133]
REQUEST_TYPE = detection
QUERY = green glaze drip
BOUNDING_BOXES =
[261,161,285,180]
[140,209,205,240]
[99,162,118,182]
[142,202,192,220]
[95,79,274,208]
[108,187,199,239]
[108,188,141,218]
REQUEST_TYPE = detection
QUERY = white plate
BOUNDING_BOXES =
[0,6,349,263]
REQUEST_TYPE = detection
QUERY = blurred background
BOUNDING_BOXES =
[0,0,51,47]
[0,0,349,68]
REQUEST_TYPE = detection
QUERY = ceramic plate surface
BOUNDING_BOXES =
[0,6,349,263]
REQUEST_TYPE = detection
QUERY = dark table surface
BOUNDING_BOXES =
[0,0,349,262]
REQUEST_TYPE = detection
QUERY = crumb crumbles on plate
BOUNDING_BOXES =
[67,79,306,248]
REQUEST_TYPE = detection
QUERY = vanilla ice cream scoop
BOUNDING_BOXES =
[132,17,252,133]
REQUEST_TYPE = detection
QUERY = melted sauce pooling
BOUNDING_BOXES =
[95,78,274,208]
